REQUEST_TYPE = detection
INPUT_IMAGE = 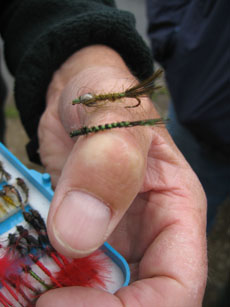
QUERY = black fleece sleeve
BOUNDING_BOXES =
[0,0,153,162]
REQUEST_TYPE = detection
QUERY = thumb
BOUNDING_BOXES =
[45,66,156,258]
[47,118,149,258]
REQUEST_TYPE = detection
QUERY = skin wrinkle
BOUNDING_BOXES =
[141,224,207,282]
[111,187,202,264]
[117,277,189,307]
[37,45,207,306]
[140,202,177,242]
[110,195,176,262]
[140,133,190,195]
[148,133,184,165]
[140,262,203,304]
[144,144,201,200]
[137,185,207,294]
[144,160,185,196]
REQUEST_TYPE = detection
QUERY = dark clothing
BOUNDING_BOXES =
[0,0,153,162]
[147,0,230,156]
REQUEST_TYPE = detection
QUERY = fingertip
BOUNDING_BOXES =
[50,191,111,257]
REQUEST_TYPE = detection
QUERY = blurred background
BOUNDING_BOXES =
[1,1,229,306]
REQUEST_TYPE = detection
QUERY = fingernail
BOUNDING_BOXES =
[53,191,111,253]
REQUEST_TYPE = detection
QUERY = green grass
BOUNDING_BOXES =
[5,105,19,118]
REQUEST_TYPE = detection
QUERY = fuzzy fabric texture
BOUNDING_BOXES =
[0,0,153,162]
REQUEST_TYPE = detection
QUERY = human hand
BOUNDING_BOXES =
[37,46,207,306]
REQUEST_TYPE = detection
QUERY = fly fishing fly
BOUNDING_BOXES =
[72,69,163,108]
[70,118,166,137]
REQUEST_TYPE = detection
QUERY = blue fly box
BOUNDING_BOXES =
[0,142,130,303]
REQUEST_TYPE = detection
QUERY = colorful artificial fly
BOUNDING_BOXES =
[16,178,29,206]
[0,163,110,307]
[0,174,30,221]
[0,161,11,182]
[0,185,23,208]
[70,117,166,137]
[0,209,110,306]
[0,180,25,221]
[72,69,163,108]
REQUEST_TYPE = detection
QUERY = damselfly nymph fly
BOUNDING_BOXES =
[72,69,163,108]
[70,118,167,137]
[0,161,11,182]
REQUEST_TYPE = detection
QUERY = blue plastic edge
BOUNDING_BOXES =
[0,142,130,287]
[102,242,130,287]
